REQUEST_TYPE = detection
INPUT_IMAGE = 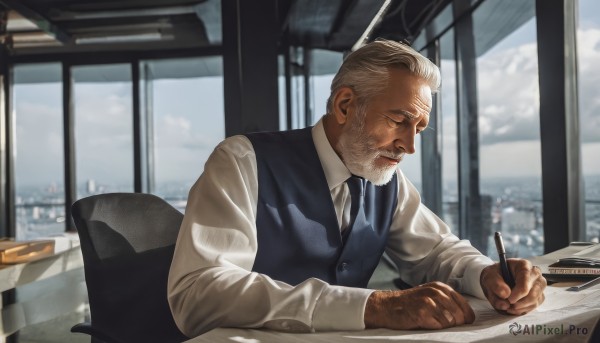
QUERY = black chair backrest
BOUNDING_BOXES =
[72,193,188,343]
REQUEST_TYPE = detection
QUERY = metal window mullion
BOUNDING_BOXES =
[284,42,293,131]
[132,60,143,193]
[453,0,485,253]
[303,47,312,128]
[421,39,443,216]
[142,62,155,193]
[1,47,15,238]
[222,0,279,136]
[63,62,76,231]
[536,0,584,252]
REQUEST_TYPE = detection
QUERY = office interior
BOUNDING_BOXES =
[0,0,598,342]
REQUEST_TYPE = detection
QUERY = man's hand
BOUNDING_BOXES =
[364,282,475,330]
[480,259,546,315]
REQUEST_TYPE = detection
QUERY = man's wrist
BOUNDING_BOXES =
[462,257,494,299]
[364,290,388,329]
[312,285,374,331]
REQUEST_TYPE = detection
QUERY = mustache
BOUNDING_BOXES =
[377,150,405,160]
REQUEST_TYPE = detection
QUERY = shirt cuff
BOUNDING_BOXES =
[312,285,374,331]
[460,256,494,299]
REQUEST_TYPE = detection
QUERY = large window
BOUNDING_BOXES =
[13,63,65,240]
[439,29,459,236]
[73,64,134,199]
[473,1,542,258]
[310,49,343,125]
[144,57,225,212]
[578,0,600,243]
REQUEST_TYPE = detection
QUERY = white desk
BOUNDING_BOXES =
[188,284,600,343]
[0,243,86,341]
[186,245,600,343]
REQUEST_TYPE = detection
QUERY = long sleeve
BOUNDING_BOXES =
[167,136,372,338]
[385,170,494,299]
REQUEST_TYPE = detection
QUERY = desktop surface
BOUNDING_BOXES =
[186,245,600,343]
[187,283,600,342]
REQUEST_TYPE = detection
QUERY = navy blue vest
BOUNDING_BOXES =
[245,127,397,288]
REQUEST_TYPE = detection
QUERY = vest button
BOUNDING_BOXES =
[338,262,349,271]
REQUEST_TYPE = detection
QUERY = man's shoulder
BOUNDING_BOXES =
[245,127,313,143]
[215,135,254,159]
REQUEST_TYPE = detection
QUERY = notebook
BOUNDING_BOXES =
[547,243,600,276]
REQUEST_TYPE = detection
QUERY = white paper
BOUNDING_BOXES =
[189,285,600,343]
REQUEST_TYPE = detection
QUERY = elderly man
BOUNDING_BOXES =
[167,39,546,337]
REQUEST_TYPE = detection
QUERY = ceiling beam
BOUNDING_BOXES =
[49,5,198,21]
[0,0,70,44]
[328,0,388,51]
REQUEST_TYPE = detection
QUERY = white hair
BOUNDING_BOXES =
[326,39,441,114]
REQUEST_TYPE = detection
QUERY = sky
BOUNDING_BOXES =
[12,1,600,193]
[13,69,225,190]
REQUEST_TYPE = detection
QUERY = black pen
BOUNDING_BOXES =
[494,232,516,288]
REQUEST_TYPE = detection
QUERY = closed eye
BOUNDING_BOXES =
[379,112,429,134]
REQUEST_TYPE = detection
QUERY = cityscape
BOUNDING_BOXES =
[15,175,600,260]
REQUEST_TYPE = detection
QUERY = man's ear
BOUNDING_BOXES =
[332,87,355,124]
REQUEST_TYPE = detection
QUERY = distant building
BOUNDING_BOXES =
[32,206,40,220]
[501,206,536,233]
[87,179,96,194]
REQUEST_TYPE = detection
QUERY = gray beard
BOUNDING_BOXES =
[337,118,399,186]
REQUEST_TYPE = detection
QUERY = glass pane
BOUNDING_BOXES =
[578,0,600,243]
[312,74,334,125]
[440,29,459,236]
[402,138,422,193]
[289,47,305,130]
[310,49,344,126]
[145,57,225,212]
[473,1,542,258]
[278,55,288,130]
[73,64,134,199]
[13,63,65,240]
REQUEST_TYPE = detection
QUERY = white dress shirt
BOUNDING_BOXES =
[167,118,494,337]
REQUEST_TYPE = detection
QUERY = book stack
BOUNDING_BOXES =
[548,243,600,277]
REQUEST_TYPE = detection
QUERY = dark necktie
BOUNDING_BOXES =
[343,176,370,243]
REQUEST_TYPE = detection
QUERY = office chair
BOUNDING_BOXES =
[71,193,188,343]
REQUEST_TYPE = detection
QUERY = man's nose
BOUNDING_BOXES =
[395,129,416,154]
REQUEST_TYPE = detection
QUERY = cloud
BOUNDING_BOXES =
[156,114,216,150]
[577,28,600,143]
[480,140,542,178]
[152,113,223,182]
[73,83,134,186]
[583,143,600,176]
[14,102,64,187]
[474,28,600,146]
[476,42,541,145]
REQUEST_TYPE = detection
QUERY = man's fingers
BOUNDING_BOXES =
[508,262,547,305]
[430,308,455,328]
[480,265,512,311]
[365,282,478,331]
[481,265,511,300]
[507,302,539,316]
[480,259,547,315]
[419,282,474,326]
[507,259,539,303]
[510,282,546,312]
[444,286,475,324]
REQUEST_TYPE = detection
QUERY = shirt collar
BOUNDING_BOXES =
[312,116,352,191]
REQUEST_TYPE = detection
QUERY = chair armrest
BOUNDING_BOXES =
[71,322,122,343]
